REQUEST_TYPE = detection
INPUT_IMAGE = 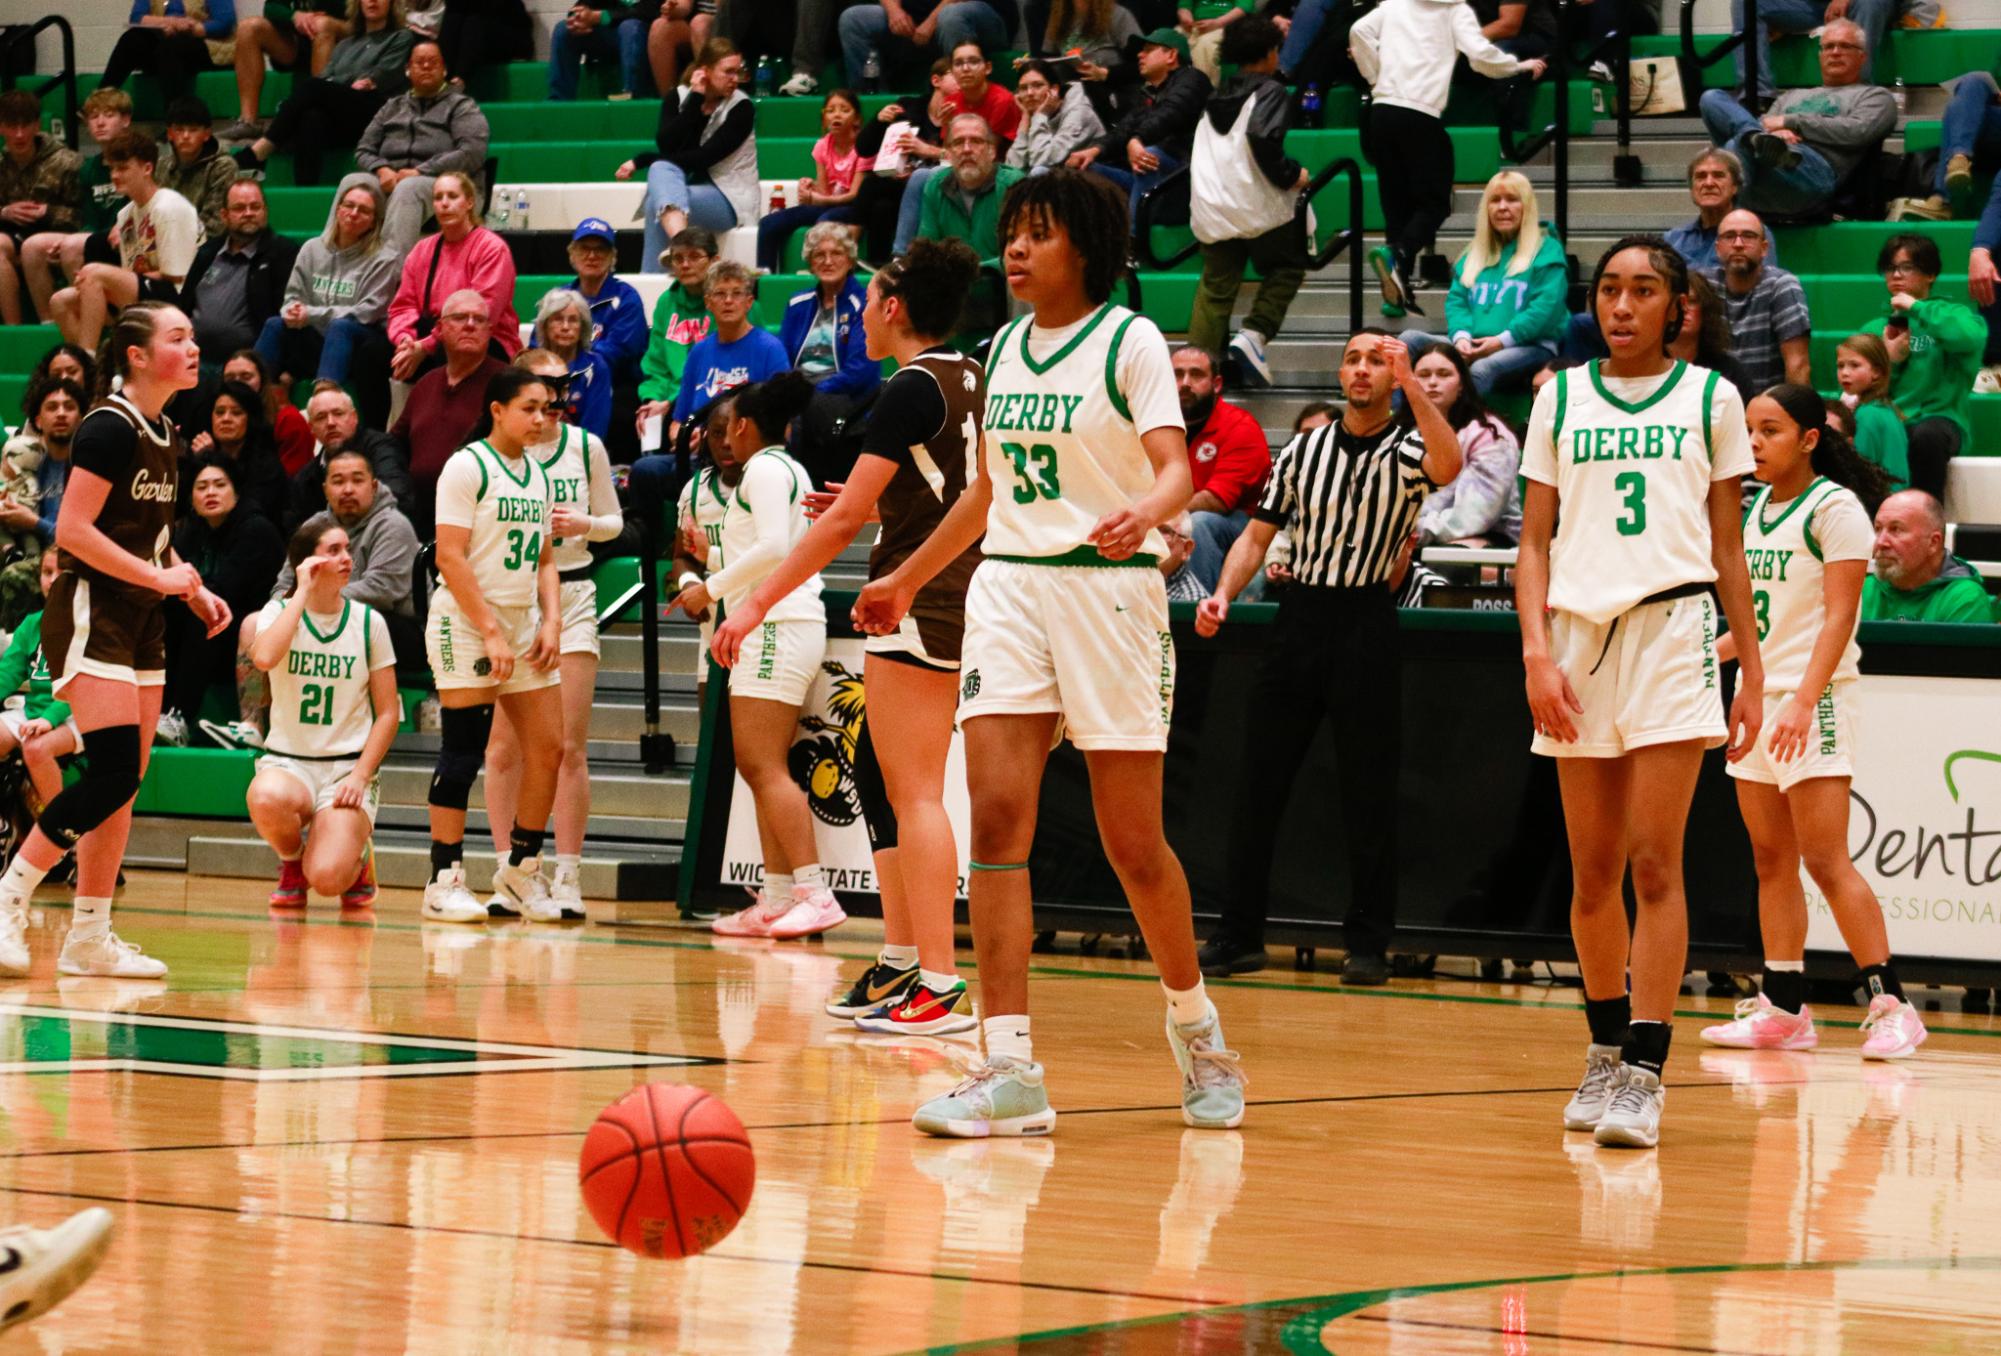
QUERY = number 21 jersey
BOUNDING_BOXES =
[257,599,395,758]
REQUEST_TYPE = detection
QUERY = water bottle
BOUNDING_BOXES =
[491,186,512,229]
[861,48,882,95]
[515,187,531,231]
[1302,84,1323,130]
[1892,76,1907,116]
[755,56,775,100]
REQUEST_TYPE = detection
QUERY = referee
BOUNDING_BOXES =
[1194,331,1462,984]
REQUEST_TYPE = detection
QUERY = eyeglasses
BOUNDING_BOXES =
[439,311,486,325]
[951,56,987,68]
[1717,230,1764,242]
[1884,260,1925,276]
[707,288,751,302]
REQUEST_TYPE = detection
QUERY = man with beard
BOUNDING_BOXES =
[1700,208,1811,393]
[1172,345,1270,591]
[1861,489,1997,623]
[285,382,415,531]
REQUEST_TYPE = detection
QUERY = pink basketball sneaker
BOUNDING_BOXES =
[1700,994,1819,1050]
[1860,994,1927,1060]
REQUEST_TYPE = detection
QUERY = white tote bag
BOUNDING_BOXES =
[1191,96,1299,245]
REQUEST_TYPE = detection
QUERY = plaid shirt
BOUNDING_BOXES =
[1699,263,1811,395]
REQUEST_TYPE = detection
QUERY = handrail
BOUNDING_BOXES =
[1134,164,1198,271]
[1683,0,1756,107]
[1305,156,1366,336]
[1493,0,1640,246]
[0,17,79,151]
[637,514,673,775]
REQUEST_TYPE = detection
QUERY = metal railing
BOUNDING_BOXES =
[0,17,78,150]
[1684,0,1756,109]
[1496,0,1643,244]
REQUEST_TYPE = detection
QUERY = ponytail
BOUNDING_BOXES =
[1761,382,1894,515]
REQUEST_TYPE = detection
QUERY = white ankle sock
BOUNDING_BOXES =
[70,897,111,938]
[919,967,958,992]
[983,1015,1031,1063]
[1765,959,1805,972]
[880,943,919,969]
[793,863,825,891]
[1163,978,1212,1027]
[0,853,49,901]
[554,853,582,878]
[764,872,794,899]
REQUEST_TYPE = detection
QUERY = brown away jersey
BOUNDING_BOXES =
[866,347,986,636]
[63,394,180,600]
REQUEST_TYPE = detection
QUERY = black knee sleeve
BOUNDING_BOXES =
[39,724,142,848]
[852,716,898,854]
[428,702,495,812]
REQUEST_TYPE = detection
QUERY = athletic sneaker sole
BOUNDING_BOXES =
[1182,1104,1245,1130]
[913,1108,1057,1138]
[1862,1033,1927,1061]
[1699,1030,1818,1051]
[1592,1121,1659,1149]
[0,1208,114,1333]
[853,1011,978,1036]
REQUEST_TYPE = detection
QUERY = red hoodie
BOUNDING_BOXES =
[387,225,522,358]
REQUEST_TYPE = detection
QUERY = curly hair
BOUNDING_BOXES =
[995,168,1130,305]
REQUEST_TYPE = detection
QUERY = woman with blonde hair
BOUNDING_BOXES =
[1405,169,1569,395]
[529,288,613,439]
[1834,332,1912,490]
[257,176,400,401]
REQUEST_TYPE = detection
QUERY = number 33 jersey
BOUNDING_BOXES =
[433,440,554,609]
[1522,361,1753,625]
[256,599,396,758]
[979,304,1184,562]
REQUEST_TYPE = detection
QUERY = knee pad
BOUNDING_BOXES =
[427,702,495,811]
[38,723,142,848]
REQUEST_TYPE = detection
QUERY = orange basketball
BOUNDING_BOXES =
[579,1084,755,1259]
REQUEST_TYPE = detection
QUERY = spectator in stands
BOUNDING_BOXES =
[18,91,132,327]
[1183,0,1253,83]
[530,289,614,440]
[944,42,1022,146]
[1863,489,1998,622]
[1405,170,1568,395]
[644,0,702,97]
[222,349,316,475]
[617,40,755,275]
[1352,0,1545,315]
[0,553,80,807]
[1172,344,1270,591]
[188,381,289,523]
[1861,233,1987,499]
[49,133,202,352]
[1834,332,1912,489]
[562,217,647,388]
[387,171,520,381]
[156,98,237,239]
[258,178,397,417]
[98,0,240,106]
[838,0,1021,90]
[779,222,881,485]
[1472,0,1558,58]
[350,38,489,254]
[431,0,536,80]
[1006,59,1107,175]
[1158,511,1207,601]
[0,376,81,631]
[286,381,417,530]
[550,0,660,101]
[1730,0,1918,102]
[1274,0,1366,92]
[757,89,869,273]
[224,0,350,139]
[671,259,789,438]
[1674,270,1756,396]
[1701,208,1811,392]
[392,286,507,523]
[637,226,716,437]
[1029,0,1142,124]
[1185,16,1302,389]
[27,344,94,396]
[1699,20,1895,219]
[161,457,287,745]
[0,92,82,327]
[182,180,301,364]
[1924,69,2001,227]
[1074,28,1211,226]
[915,115,1023,266]
[882,64,969,257]
[1410,342,1521,545]
[1665,147,1764,273]
[230,0,418,192]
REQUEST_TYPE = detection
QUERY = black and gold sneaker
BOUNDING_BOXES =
[825,959,920,1019]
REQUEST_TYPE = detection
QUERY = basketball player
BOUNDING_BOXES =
[422,368,567,925]
[1517,235,1765,1149]
[482,349,625,920]
[246,520,400,908]
[713,237,986,1036]
[853,169,1249,1136]
[1700,384,1927,1059]
[673,397,742,657]
[0,302,232,979]
[672,374,847,941]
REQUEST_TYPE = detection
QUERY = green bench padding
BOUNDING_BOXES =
[134,747,257,817]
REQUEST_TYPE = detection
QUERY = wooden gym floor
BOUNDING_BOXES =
[1,871,1998,1353]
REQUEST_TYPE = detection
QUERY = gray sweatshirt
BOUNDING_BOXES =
[1007,90,1106,172]
[272,485,420,617]
[355,88,490,177]
[1771,82,1898,181]
[284,234,401,329]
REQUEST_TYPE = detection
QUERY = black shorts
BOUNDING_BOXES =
[41,573,166,693]
[83,231,117,266]
[136,276,181,304]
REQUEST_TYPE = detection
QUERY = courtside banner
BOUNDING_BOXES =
[1806,676,2001,963]
[717,638,973,898]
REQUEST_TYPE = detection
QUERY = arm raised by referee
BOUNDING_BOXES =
[1193,331,1460,982]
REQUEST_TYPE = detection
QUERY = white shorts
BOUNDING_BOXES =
[558,578,600,657]
[0,710,81,752]
[958,558,1174,752]
[1727,681,1858,792]
[255,753,381,823]
[729,617,826,705]
[1532,592,1726,759]
[425,596,560,695]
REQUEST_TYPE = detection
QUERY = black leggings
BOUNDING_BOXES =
[267,77,391,186]
[162,598,237,726]
[98,28,216,103]
[1365,103,1455,268]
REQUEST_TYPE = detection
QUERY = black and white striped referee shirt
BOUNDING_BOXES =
[1252,415,1437,588]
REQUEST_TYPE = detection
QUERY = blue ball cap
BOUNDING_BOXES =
[571,217,615,245]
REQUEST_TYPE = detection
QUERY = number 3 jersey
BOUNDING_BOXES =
[433,440,555,609]
[256,598,396,758]
[979,304,1184,562]
[1742,477,1872,690]
[1522,361,1753,625]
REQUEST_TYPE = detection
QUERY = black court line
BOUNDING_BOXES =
[1349,1311,1767,1355]
[0,1183,1230,1309]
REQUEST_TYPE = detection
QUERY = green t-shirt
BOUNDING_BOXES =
[1851,400,1909,490]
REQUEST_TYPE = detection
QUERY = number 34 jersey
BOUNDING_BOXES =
[979,304,1185,562]
[256,599,396,758]
[1522,361,1754,626]
[433,440,554,609]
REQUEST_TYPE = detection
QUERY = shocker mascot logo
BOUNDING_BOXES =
[788,662,867,826]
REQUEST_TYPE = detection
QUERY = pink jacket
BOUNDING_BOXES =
[386,225,522,357]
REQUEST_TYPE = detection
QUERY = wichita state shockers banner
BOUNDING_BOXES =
[718,639,973,897]
[1805,676,2001,963]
